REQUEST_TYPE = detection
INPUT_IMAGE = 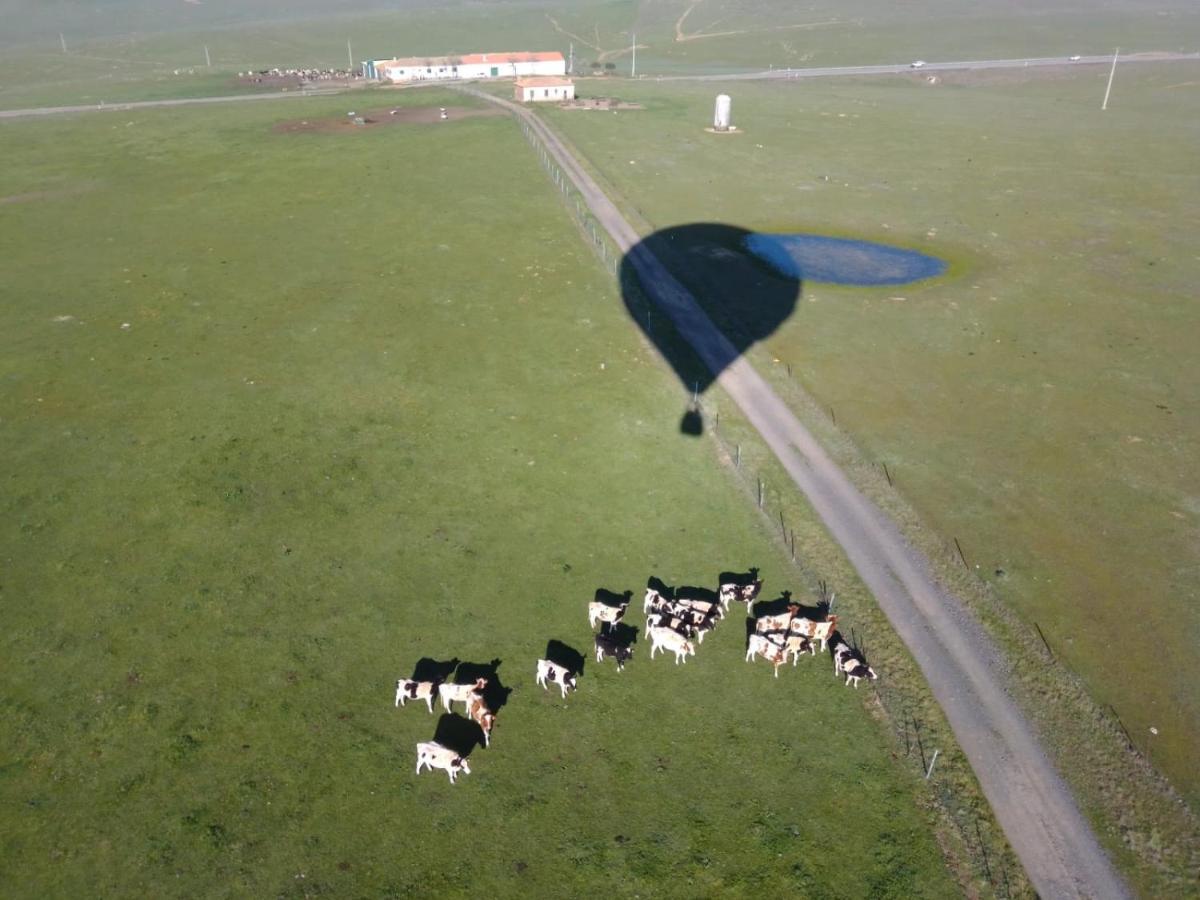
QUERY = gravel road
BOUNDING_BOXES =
[467,87,1132,900]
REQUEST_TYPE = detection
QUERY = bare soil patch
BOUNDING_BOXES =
[272,105,505,135]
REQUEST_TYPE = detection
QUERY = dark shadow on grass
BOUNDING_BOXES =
[433,713,485,757]
[606,622,639,647]
[619,223,803,436]
[751,592,798,620]
[545,639,585,677]
[594,587,634,608]
[455,658,512,713]
[646,576,675,602]
[411,657,460,684]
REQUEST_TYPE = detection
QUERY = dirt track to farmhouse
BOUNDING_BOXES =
[463,86,1131,900]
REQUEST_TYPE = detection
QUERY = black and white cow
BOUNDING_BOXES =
[594,631,634,671]
[719,568,763,611]
[535,658,578,697]
[832,640,878,688]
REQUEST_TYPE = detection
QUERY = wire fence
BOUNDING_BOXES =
[519,106,1032,896]
[519,118,622,278]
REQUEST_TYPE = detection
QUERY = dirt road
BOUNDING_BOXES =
[465,87,1130,900]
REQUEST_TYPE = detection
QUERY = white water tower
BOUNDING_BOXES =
[713,94,732,131]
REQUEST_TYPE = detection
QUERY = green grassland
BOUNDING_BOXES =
[0,92,963,896]
[543,64,1200,809]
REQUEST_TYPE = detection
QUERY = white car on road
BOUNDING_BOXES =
[910,60,926,68]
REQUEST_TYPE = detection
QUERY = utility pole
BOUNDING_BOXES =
[1101,47,1119,110]
[347,39,354,71]
[59,32,67,54]
[204,44,211,68]
[568,42,574,75]
[631,32,636,77]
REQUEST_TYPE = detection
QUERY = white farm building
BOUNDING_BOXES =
[366,51,565,84]
[515,77,575,103]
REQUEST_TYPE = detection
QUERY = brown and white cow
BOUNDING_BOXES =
[437,677,488,714]
[535,658,578,698]
[647,626,695,664]
[791,614,838,654]
[745,634,787,678]
[784,634,815,665]
[466,692,497,747]
[755,604,800,635]
[415,741,471,783]
[395,679,438,712]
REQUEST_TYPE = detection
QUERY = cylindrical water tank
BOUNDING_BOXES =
[714,94,732,131]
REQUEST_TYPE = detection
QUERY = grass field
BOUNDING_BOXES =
[0,91,965,897]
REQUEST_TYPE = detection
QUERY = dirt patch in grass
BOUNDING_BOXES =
[272,105,507,134]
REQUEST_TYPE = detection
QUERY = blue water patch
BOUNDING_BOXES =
[744,232,946,286]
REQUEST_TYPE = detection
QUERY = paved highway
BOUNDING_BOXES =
[658,50,1200,82]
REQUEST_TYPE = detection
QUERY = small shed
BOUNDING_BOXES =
[515,76,575,103]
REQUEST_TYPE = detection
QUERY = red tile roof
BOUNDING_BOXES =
[460,51,564,65]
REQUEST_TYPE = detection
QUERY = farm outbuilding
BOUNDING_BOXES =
[368,51,565,84]
[515,77,575,103]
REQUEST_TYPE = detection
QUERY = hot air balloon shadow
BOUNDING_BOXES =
[619,222,802,436]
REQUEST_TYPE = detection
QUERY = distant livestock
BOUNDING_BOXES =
[415,741,471,783]
[536,658,578,697]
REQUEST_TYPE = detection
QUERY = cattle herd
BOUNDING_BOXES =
[395,568,877,783]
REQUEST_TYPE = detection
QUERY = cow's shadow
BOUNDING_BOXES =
[750,592,797,620]
[454,658,513,713]
[605,622,640,648]
[545,639,585,677]
[594,587,633,608]
[433,713,485,757]
[410,656,460,684]
[620,222,802,435]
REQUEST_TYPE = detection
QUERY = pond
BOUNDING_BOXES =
[743,232,946,286]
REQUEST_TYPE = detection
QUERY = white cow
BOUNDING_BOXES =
[437,677,488,713]
[745,634,787,678]
[415,741,471,783]
[535,658,577,698]
[588,601,626,630]
[648,626,695,664]
[395,679,437,712]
